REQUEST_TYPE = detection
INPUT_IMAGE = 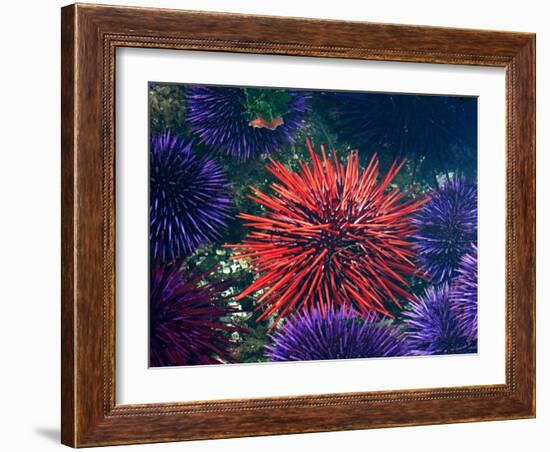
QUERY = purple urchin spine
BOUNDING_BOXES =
[266,307,407,362]
[413,177,477,283]
[450,243,478,342]
[149,130,232,264]
[186,85,310,161]
[403,284,475,355]
[149,264,244,367]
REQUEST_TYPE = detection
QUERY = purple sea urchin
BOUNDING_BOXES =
[413,177,477,283]
[150,131,232,264]
[450,244,478,342]
[186,85,310,160]
[403,285,474,355]
[327,92,477,181]
[149,264,243,367]
[266,307,407,362]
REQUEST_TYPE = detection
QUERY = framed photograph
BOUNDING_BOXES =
[61,3,535,447]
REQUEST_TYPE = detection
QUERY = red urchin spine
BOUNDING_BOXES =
[228,138,428,325]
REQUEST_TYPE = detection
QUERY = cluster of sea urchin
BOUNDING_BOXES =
[229,139,428,325]
[149,130,233,264]
[403,284,475,355]
[148,83,481,367]
[149,264,243,367]
[413,177,477,283]
[266,307,407,362]
[450,243,478,342]
[186,85,310,161]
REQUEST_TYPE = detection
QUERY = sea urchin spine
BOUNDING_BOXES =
[149,131,232,264]
[229,139,428,324]
[186,85,310,161]
[403,284,475,355]
[450,243,478,342]
[266,307,407,362]
[413,177,477,283]
[149,264,244,367]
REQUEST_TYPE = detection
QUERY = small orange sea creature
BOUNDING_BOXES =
[248,116,284,130]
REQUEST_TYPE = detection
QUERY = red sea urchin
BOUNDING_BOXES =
[229,139,428,324]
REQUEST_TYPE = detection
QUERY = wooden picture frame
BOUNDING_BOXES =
[61,3,535,447]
